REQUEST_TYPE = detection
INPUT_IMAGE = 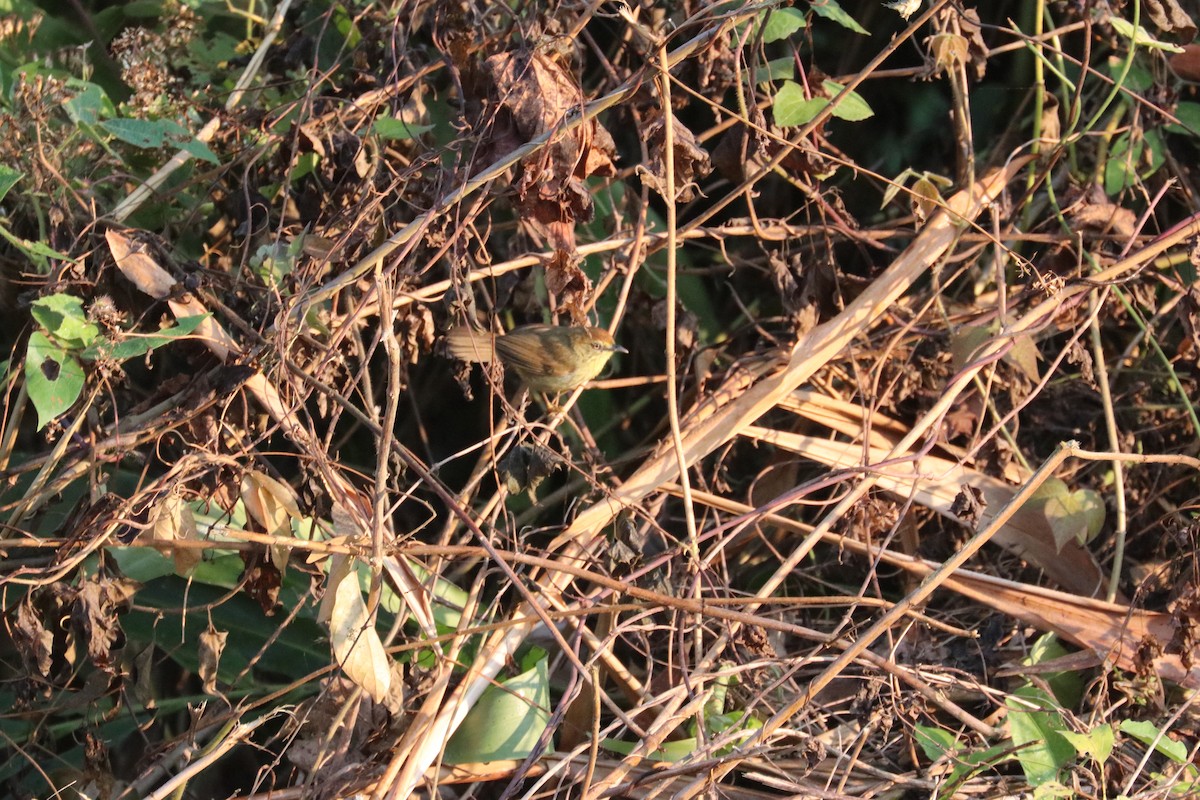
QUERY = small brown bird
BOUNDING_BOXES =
[446,324,626,394]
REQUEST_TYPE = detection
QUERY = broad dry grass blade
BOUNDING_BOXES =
[744,389,1109,596]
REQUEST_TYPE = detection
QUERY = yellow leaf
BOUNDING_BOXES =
[326,554,391,702]
[148,493,201,575]
[241,470,301,571]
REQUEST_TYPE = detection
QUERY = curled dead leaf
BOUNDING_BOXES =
[146,492,201,575]
[642,114,712,204]
[325,554,391,703]
[241,470,302,571]
[13,601,54,676]
[1146,0,1197,41]
[241,550,282,614]
[73,575,139,673]
[198,624,228,697]
[924,8,987,80]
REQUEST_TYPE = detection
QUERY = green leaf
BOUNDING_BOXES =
[951,324,993,372]
[443,656,551,764]
[820,79,874,121]
[99,117,214,163]
[761,8,806,43]
[100,117,190,149]
[759,57,796,83]
[31,293,100,348]
[1109,17,1185,52]
[1103,133,1135,195]
[187,32,241,70]
[63,81,110,126]
[122,575,327,682]
[372,115,434,141]
[1032,781,1077,799]
[773,80,826,126]
[291,151,320,182]
[1120,720,1189,763]
[914,724,958,761]
[1168,102,1200,136]
[773,80,873,126]
[602,736,699,762]
[333,3,362,48]
[400,557,470,630]
[178,137,220,164]
[1105,128,1166,195]
[0,165,22,203]
[81,313,208,363]
[1025,633,1083,709]
[810,1,868,35]
[190,552,247,589]
[1005,332,1041,381]
[913,726,1012,792]
[25,331,85,429]
[706,709,762,755]
[0,224,75,268]
[111,546,178,583]
[250,241,297,287]
[1031,478,1106,551]
[1109,57,1155,93]
[1060,725,1115,764]
[1006,685,1075,786]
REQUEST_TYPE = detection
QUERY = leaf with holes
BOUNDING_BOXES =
[25,332,84,429]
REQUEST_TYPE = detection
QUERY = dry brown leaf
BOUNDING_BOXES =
[642,114,712,203]
[241,551,282,614]
[481,48,616,312]
[924,8,987,80]
[1070,199,1137,240]
[910,175,943,224]
[544,247,591,321]
[13,600,53,676]
[1040,91,1061,147]
[325,553,391,703]
[73,576,138,673]
[241,470,301,571]
[106,229,238,362]
[935,570,1200,689]
[145,492,201,575]
[198,624,228,697]
[1145,0,1197,40]
[284,676,390,772]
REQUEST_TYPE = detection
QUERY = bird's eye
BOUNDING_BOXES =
[593,342,604,351]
